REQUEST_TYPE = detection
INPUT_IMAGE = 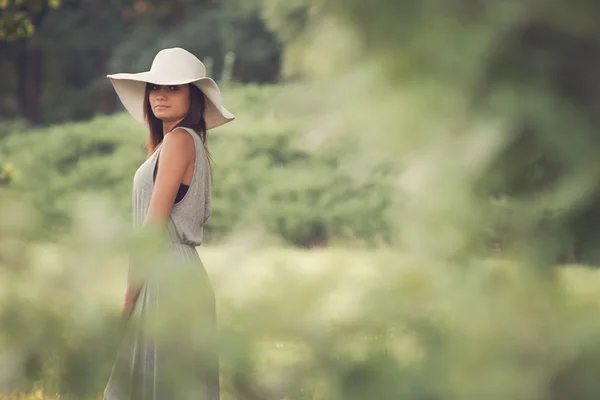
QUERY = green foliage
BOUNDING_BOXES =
[0,162,18,186]
[259,0,323,78]
[0,113,143,236]
[6,1,600,399]
[261,0,316,44]
[0,0,60,40]
[0,84,395,246]
[0,0,283,126]
[107,0,281,84]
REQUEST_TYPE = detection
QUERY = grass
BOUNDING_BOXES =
[23,242,397,318]
[5,240,600,399]
[0,243,395,399]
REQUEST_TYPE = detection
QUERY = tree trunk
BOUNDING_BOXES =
[16,5,48,125]
[17,38,45,125]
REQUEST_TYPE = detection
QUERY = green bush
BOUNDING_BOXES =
[0,84,395,246]
[0,162,18,187]
[7,1,600,400]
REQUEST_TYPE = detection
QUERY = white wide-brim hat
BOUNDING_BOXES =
[107,47,234,130]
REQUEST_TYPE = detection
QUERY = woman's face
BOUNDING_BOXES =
[148,84,190,122]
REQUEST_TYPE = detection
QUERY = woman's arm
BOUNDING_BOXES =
[144,127,195,226]
[123,128,195,319]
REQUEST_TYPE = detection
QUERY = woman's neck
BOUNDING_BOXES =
[163,118,184,135]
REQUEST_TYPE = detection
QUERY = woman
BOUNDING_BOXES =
[103,47,234,400]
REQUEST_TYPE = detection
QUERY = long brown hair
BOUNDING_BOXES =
[143,83,213,171]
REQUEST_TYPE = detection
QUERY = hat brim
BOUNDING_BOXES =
[107,72,235,131]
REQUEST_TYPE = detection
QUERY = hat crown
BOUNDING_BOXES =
[150,47,206,80]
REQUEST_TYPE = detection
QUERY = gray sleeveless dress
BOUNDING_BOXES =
[104,127,219,400]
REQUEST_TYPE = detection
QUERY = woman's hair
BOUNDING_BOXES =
[143,83,213,172]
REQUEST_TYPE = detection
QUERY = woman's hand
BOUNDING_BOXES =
[121,287,140,321]
[121,298,137,321]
